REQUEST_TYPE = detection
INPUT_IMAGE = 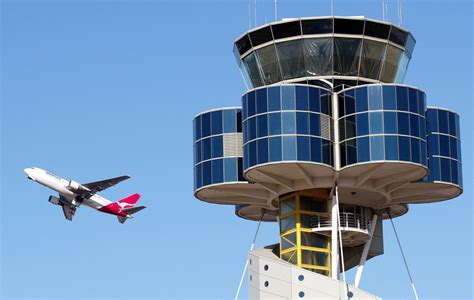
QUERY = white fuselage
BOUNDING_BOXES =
[24,167,111,210]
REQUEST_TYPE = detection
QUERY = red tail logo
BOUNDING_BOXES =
[117,193,140,209]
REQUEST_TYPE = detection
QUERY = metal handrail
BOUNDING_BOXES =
[310,213,371,232]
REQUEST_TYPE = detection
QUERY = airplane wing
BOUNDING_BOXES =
[61,205,76,221]
[82,176,130,193]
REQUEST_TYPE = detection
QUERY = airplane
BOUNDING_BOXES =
[24,167,145,223]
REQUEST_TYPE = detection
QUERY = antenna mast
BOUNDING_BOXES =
[330,0,334,16]
[274,0,278,21]
[382,0,385,21]
[254,0,257,27]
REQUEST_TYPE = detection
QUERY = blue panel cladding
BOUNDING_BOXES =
[338,84,427,168]
[424,108,462,187]
[193,108,245,191]
[242,84,334,171]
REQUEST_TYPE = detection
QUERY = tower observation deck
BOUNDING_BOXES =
[193,16,463,299]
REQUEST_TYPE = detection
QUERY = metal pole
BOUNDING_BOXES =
[354,214,378,288]
[274,0,278,21]
[331,194,339,280]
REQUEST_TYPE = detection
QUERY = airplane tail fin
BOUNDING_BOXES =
[117,193,141,208]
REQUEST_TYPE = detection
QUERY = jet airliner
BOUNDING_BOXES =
[24,167,145,223]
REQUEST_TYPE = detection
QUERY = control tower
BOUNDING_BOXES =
[193,16,463,299]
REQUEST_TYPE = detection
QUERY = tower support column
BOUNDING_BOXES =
[331,192,339,280]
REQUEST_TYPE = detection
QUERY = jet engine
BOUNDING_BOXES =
[48,195,61,205]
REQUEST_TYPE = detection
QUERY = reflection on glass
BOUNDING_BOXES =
[224,158,238,182]
[303,38,333,76]
[360,40,386,80]
[276,40,306,80]
[283,136,297,160]
[255,44,282,85]
[280,214,296,233]
[381,45,403,82]
[395,52,410,83]
[334,38,362,76]
[370,135,384,160]
[243,53,263,87]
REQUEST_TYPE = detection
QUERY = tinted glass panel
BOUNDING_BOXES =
[303,38,333,76]
[364,21,390,39]
[272,21,301,39]
[243,53,264,87]
[211,111,223,135]
[277,40,306,80]
[257,138,269,164]
[268,86,281,111]
[384,112,397,134]
[297,136,310,161]
[310,114,321,136]
[248,117,256,140]
[310,137,321,162]
[202,113,211,138]
[282,86,296,110]
[309,88,321,112]
[246,93,257,119]
[383,86,397,110]
[334,18,364,34]
[295,86,309,110]
[438,110,449,134]
[398,136,410,161]
[385,136,398,160]
[346,115,356,139]
[396,87,408,111]
[224,158,238,182]
[282,112,296,134]
[411,138,420,163]
[439,135,450,157]
[381,45,403,82]
[408,89,418,114]
[296,112,309,134]
[249,26,273,47]
[397,112,409,135]
[256,45,282,85]
[410,114,420,137]
[269,112,282,135]
[370,136,384,160]
[346,139,357,165]
[395,52,409,83]
[269,136,282,162]
[428,134,439,155]
[202,161,212,186]
[223,110,237,133]
[440,158,451,182]
[357,137,370,162]
[405,34,416,57]
[322,139,332,165]
[360,40,386,80]
[249,141,257,167]
[448,112,457,137]
[302,18,333,34]
[428,157,440,181]
[202,137,211,160]
[257,114,268,138]
[451,160,458,184]
[235,34,252,55]
[370,112,383,134]
[283,136,297,160]
[212,159,224,184]
[257,88,268,114]
[368,85,382,110]
[320,93,330,115]
[212,136,223,158]
[355,87,368,112]
[389,26,408,46]
[334,38,362,76]
[345,93,356,115]
[194,115,201,140]
[450,136,458,159]
[356,113,369,136]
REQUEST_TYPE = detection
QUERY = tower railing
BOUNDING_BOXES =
[310,213,371,232]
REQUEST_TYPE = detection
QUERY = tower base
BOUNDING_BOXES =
[248,248,380,300]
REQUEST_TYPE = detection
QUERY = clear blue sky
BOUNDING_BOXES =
[1,0,472,299]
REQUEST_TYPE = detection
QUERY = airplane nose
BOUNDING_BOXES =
[24,168,35,180]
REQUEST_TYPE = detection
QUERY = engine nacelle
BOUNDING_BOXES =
[48,195,60,205]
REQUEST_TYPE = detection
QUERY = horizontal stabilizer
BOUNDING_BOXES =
[122,206,146,215]
[117,216,127,224]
